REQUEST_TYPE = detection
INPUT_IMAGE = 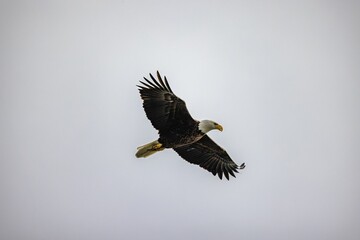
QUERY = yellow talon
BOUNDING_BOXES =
[152,143,163,150]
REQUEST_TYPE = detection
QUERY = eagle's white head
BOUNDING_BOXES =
[198,120,223,134]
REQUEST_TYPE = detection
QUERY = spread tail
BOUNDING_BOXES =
[135,140,164,158]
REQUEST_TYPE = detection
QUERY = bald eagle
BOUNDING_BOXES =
[136,71,245,180]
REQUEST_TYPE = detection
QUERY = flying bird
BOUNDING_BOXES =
[136,71,245,180]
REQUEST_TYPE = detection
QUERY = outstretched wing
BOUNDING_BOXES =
[173,135,245,180]
[137,71,196,132]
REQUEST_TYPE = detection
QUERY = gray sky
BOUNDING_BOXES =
[1,1,360,240]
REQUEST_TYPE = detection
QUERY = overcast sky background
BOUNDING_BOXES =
[1,1,360,240]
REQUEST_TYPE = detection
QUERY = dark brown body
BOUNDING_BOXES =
[158,121,204,148]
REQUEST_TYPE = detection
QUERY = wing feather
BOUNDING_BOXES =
[174,135,245,180]
[138,71,196,132]
[164,76,173,93]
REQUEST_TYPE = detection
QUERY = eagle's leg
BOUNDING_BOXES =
[151,143,163,150]
[136,140,164,158]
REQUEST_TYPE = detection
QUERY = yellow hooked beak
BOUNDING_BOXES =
[215,123,223,132]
